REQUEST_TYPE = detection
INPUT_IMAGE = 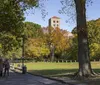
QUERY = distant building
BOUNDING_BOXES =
[42,16,73,38]
[49,16,60,28]
[63,30,74,38]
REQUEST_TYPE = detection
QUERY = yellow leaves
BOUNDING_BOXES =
[45,27,70,53]
[25,26,73,58]
[90,43,100,57]
[25,38,50,57]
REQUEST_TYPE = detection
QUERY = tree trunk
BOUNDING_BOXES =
[50,44,55,62]
[74,0,94,77]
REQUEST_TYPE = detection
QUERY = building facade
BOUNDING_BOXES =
[42,16,73,38]
[49,16,60,28]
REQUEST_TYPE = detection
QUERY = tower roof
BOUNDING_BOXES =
[51,16,60,19]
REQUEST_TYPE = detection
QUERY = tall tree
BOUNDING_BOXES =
[0,0,39,58]
[74,0,94,77]
[25,38,50,58]
[72,18,100,61]
[52,27,70,59]
[24,22,42,38]
[87,19,100,60]
[0,32,20,58]
[44,27,55,61]
[0,0,38,34]
[44,27,70,61]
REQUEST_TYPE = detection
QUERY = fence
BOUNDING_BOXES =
[11,58,100,63]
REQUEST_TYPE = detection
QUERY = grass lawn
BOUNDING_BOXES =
[14,62,100,77]
[14,62,100,85]
[26,62,78,76]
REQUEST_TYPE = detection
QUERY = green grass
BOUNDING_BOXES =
[14,62,100,77]
[14,62,100,85]
[26,62,78,76]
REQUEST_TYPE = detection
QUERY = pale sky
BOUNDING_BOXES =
[24,0,100,32]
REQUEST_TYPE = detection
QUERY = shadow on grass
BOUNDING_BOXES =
[93,69,100,73]
[83,69,100,85]
[28,69,78,77]
[28,68,100,77]
[28,69,100,85]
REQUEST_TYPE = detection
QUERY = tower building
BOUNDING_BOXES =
[49,16,60,28]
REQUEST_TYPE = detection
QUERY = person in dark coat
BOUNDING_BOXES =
[0,58,3,77]
[3,59,10,76]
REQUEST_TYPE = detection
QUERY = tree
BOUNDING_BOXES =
[74,0,94,77]
[87,19,100,60]
[65,34,78,60]
[25,38,50,58]
[0,0,22,33]
[0,0,38,35]
[43,27,55,61]
[72,18,100,61]
[0,32,21,58]
[24,22,42,38]
[20,22,50,59]
[52,27,70,59]
[88,19,100,44]
[44,27,70,61]
[0,0,39,58]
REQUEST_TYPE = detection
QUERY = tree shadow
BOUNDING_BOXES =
[82,69,100,85]
[28,68,100,85]
[93,69,100,73]
[0,71,17,79]
[28,69,78,77]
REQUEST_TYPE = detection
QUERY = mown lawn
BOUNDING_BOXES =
[14,62,100,85]
[14,62,100,77]
[26,62,78,76]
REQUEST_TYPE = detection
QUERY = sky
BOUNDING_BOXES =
[24,0,100,32]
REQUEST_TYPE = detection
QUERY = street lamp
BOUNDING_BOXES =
[22,34,25,66]
[22,34,27,74]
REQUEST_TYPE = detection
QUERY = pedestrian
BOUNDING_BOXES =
[0,58,3,77]
[3,59,10,76]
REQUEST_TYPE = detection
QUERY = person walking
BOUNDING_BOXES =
[3,59,10,76]
[0,58,3,77]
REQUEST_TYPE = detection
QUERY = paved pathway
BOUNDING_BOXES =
[0,71,68,85]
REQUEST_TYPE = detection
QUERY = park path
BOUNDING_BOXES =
[0,70,68,85]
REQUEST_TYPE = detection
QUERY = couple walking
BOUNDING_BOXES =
[0,58,10,77]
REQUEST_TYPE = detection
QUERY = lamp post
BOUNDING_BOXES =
[22,35,25,66]
[22,34,27,74]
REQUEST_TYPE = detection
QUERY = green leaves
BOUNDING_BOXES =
[87,20,100,44]
[25,38,50,58]
[0,0,24,34]
[71,18,100,60]
[24,22,42,38]
[87,19,100,60]
[0,0,39,58]
[0,0,39,34]
[44,27,71,59]
[0,32,20,57]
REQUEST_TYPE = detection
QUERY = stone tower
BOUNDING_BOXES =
[49,16,60,28]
